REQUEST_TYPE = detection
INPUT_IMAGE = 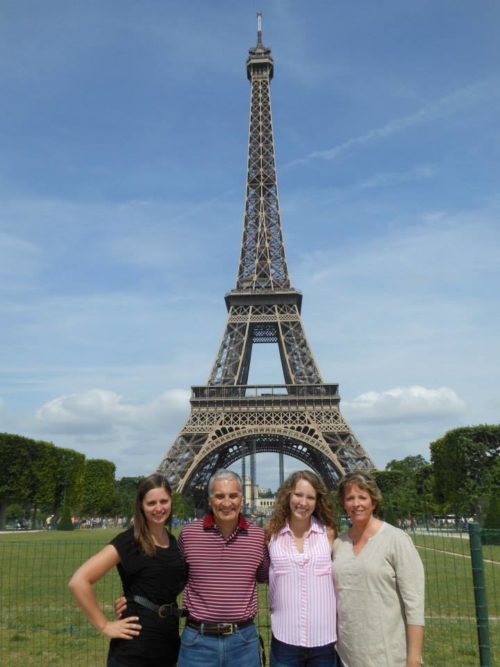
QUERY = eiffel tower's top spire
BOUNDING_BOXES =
[246,13,274,80]
[256,12,263,48]
[236,14,290,291]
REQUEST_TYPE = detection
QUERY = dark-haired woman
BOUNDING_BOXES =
[69,473,187,667]
[332,472,424,667]
[266,470,338,667]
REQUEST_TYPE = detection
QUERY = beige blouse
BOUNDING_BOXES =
[332,522,425,667]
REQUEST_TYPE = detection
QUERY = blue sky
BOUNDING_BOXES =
[1,1,499,490]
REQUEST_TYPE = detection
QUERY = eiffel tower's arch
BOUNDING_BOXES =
[178,428,344,492]
[176,429,344,510]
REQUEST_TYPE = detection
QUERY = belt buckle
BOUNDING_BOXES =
[158,603,173,618]
[219,623,234,636]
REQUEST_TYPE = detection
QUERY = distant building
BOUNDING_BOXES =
[242,476,276,516]
[254,497,275,516]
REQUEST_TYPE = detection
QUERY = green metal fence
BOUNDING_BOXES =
[0,527,498,666]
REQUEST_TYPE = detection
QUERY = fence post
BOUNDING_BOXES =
[468,522,491,667]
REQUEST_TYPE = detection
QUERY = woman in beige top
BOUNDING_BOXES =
[332,472,424,667]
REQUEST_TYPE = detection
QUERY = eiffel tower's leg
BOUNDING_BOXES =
[208,308,252,386]
[208,300,323,386]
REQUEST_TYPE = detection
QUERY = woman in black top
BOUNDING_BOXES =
[69,473,187,667]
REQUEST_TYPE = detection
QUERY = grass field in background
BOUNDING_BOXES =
[0,529,498,666]
[414,532,499,666]
[1,529,122,666]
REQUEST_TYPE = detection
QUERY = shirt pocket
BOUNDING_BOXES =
[314,566,333,577]
[314,553,334,577]
[270,555,293,575]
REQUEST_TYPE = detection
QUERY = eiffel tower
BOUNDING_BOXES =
[158,16,375,506]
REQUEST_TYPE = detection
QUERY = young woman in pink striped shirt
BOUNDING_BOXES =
[265,470,339,667]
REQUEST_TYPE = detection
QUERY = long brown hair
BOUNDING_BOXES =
[133,473,173,556]
[265,470,336,539]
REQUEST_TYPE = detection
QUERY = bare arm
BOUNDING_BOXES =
[406,624,424,667]
[256,542,270,583]
[68,544,141,639]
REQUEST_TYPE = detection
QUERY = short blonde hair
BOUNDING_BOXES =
[337,471,382,511]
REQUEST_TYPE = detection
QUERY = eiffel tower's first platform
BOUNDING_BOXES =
[158,17,375,504]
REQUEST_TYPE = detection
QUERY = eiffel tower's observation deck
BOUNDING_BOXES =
[158,15,375,505]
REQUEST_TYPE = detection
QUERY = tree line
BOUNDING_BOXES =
[373,424,500,528]
[1,424,499,531]
[0,433,194,530]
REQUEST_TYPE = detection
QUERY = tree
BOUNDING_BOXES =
[484,494,500,529]
[483,456,500,533]
[173,491,195,521]
[0,434,36,528]
[113,476,144,521]
[0,434,66,529]
[57,502,74,531]
[51,447,86,517]
[374,455,434,524]
[81,459,116,516]
[430,425,500,521]
[26,440,59,525]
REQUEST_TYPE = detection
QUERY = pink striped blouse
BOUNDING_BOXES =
[269,517,337,647]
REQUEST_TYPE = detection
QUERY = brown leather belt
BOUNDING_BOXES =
[186,618,254,636]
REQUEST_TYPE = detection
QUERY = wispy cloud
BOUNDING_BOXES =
[15,388,193,475]
[297,202,500,291]
[287,78,498,167]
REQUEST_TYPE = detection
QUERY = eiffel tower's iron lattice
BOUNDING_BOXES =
[158,17,375,506]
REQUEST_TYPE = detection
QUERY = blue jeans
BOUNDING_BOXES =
[270,635,338,667]
[177,622,261,667]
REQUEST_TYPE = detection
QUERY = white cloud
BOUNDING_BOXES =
[343,386,466,425]
[22,388,192,476]
[35,388,190,435]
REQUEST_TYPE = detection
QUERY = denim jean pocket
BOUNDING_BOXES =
[235,623,258,646]
[180,625,202,648]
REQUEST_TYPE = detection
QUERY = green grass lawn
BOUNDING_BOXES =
[413,532,499,666]
[1,529,123,666]
[1,529,498,666]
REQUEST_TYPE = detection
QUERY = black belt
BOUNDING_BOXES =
[187,618,254,636]
[131,595,187,619]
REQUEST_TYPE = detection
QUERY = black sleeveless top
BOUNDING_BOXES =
[108,527,187,667]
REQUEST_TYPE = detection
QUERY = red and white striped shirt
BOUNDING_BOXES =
[269,517,337,647]
[178,513,269,622]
